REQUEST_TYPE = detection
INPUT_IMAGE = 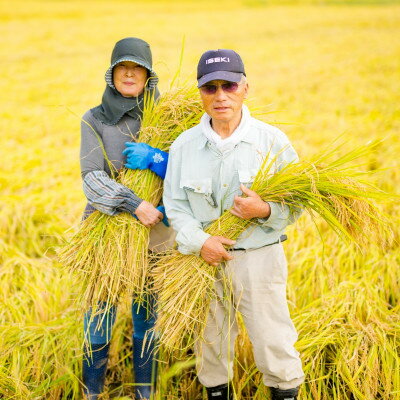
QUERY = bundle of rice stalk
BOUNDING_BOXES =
[59,85,203,315]
[294,280,400,399]
[151,141,394,351]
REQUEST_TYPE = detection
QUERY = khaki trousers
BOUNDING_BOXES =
[148,221,176,253]
[196,243,304,390]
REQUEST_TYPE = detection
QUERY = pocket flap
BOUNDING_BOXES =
[180,178,212,195]
[238,168,258,183]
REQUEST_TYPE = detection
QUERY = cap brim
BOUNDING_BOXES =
[197,71,243,87]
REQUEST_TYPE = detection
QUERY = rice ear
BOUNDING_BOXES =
[152,140,395,351]
[59,85,204,317]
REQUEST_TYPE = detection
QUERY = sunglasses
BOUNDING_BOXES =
[200,81,241,95]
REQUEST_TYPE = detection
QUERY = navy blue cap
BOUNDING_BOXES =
[197,49,246,87]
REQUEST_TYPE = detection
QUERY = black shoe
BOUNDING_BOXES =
[206,383,233,400]
[270,386,299,400]
[82,343,110,400]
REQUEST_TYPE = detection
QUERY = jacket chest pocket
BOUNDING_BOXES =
[232,168,260,199]
[238,168,258,187]
[181,178,219,223]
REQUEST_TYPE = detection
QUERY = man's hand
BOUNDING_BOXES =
[200,236,236,267]
[230,184,271,220]
[134,201,163,227]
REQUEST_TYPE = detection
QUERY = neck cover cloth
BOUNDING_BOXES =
[201,104,251,153]
[92,37,159,125]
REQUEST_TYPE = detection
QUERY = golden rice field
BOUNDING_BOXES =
[1,0,400,399]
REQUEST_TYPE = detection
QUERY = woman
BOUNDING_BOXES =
[80,37,171,400]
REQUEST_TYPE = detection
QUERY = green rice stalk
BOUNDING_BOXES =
[59,85,203,316]
[152,141,395,351]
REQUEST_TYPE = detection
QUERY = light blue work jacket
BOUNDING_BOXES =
[163,105,300,255]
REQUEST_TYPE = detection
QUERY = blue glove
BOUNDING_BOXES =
[123,142,169,179]
[156,205,170,227]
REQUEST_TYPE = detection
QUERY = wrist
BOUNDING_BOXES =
[258,201,271,219]
[148,149,168,179]
[133,199,145,214]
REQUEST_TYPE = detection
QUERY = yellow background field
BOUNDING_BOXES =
[1,1,399,399]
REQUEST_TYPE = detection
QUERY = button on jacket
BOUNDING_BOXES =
[163,105,300,255]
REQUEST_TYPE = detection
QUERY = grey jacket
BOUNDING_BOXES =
[80,109,142,218]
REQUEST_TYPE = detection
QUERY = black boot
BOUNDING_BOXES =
[206,383,233,400]
[270,386,299,400]
[133,336,157,399]
[82,343,110,400]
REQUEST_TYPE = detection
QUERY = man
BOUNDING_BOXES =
[163,49,304,400]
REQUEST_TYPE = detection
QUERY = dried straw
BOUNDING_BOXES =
[151,141,394,351]
[59,85,203,315]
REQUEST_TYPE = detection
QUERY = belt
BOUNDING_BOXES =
[232,234,287,251]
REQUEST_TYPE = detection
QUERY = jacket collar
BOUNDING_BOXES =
[198,104,256,149]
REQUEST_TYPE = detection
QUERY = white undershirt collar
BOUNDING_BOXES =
[201,104,251,153]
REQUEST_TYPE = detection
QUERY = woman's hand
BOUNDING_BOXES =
[123,142,169,179]
[134,201,163,227]
[123,142,153,170]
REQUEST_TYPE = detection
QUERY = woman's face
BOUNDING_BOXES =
[113,61,148,97]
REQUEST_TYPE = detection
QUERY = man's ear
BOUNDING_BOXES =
[243,83,249,99]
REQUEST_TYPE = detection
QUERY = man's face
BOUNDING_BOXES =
[199,79,248,124]
[113,61,148,98]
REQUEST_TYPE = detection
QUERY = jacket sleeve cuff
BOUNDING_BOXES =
[257,201,291,230]
[176,227,211,256]
[118,196,143,216]
[83,170,142,216]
